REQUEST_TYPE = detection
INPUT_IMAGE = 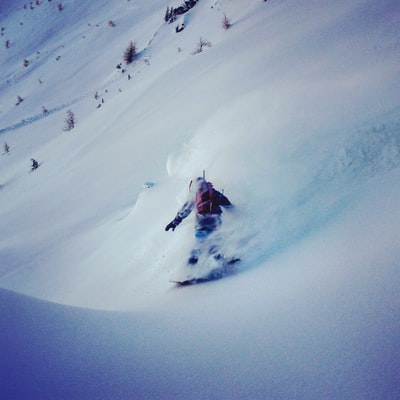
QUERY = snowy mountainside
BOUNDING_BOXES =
[1,0,400,398]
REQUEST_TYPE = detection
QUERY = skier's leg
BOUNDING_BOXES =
[188,248,201,265]
[187,228,211,265]
[208,243,222,260]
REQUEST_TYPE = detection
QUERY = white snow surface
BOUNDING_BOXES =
[0,0,399,398]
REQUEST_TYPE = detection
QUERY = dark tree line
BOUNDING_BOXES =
[164,0,198,23]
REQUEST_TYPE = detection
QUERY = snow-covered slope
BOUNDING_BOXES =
[1,0,399,398]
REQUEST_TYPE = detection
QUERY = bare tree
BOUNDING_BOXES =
[193,37,212,54]
[222,14,231,30]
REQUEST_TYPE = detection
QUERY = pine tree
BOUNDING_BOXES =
[123,41,136,64]
[3,142,10,154]
[63,110,76,131]
[31,158,39,170]
[164,7,170,22]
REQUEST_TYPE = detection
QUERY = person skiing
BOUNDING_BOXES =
[165,175,233,265]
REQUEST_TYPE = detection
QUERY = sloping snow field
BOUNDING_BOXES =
[0,0,399,398]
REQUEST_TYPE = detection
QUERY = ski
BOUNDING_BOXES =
[170,258,240,286]
[170,277,208,286]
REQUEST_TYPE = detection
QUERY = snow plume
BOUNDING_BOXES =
[229,107,400,268]
[167,105,400,275]
[167,96,400,276]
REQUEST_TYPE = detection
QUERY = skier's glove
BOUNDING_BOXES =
[165,221,177,231]
[165,216,182,232]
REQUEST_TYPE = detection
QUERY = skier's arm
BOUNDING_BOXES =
[165,200,194,231]
[216,191,233,209]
